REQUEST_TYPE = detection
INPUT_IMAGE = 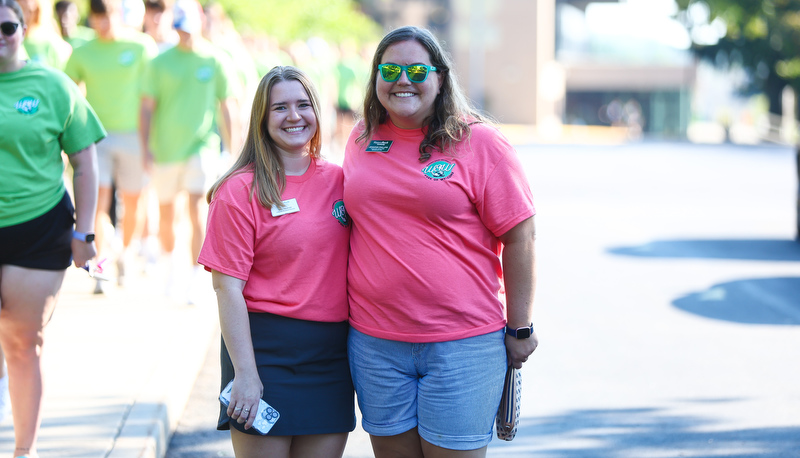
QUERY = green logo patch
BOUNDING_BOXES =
[421,160,455,180]
[15,97,40,115]
[195,66,213,82]
[331,200,349,227]
[118,50,135,66]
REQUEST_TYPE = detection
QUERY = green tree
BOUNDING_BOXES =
[675,0,800,114]
[213,0,382,44]
[675,0,800,239]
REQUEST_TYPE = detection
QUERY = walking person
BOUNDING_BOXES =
[139,0,239,303]
[343,25,539,458]
[0,1,105,456]
[198,66,355,458]
[65,0,158,292]
[17,0,71,68]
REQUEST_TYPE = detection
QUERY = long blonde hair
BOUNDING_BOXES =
[206,66,322,208]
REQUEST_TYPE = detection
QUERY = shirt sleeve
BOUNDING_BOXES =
[475,129,536,237]
[60,74,107,154]
[199,194,256,281]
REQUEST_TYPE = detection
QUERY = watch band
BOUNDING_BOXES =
[505,323,534,339]
[73,230,95,243]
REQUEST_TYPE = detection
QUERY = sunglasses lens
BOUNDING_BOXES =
[406,66,429,82]
[380,64,401,82]
[1,22,18,36]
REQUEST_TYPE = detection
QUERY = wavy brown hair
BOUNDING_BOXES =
[357,26,488,162]
[206,66,322,208]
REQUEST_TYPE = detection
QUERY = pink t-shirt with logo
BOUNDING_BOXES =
[343,121,536,342]
[199,159,350,322]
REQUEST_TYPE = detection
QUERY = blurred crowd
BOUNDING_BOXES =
[19,0,375,301]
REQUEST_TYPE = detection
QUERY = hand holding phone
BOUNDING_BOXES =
[219,380,280,435]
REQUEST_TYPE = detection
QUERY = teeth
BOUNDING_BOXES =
[284,127,304,132]
[395,93,415,98]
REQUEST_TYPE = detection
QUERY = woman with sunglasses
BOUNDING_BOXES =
[0,1,104,457]
[199,66,355,458]
[343,25,539,457]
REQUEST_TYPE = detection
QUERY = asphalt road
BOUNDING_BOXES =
[167,141,800,457]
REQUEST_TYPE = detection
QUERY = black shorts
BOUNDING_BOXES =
[0,192,75,270]
[218,312,356,436]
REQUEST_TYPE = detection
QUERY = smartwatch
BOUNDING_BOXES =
[505,323,534,339]
[73,230,95,243]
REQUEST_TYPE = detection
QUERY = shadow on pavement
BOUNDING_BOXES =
[672,277,800,325]
[489,406,800,457]
[607,239,800,262]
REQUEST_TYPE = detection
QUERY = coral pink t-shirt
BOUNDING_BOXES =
[343,121,535,342]
[199,159,350,322]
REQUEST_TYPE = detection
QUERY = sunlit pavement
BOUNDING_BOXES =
[488,141,800,457]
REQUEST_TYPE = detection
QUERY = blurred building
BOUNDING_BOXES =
[359,0,696,139]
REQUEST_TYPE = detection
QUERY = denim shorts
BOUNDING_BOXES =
[348,327,507,450]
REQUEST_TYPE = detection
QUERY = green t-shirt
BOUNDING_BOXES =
[65,30,158,132]
[65,26,97,50]
[0,62,106,227]
[142,42,237,163]
[22,30,72,70]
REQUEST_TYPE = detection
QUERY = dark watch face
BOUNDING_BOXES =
[516,327,531,339]
[85,234,95,242]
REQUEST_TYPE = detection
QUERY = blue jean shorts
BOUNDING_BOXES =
[348,327,507,451]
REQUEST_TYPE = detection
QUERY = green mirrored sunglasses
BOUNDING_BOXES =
[378,64,438,83]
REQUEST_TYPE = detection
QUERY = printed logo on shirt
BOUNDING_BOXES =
[331,200,349,227]
[118,50,135,66]
[421,160,455,181]
[196,66,213,82]
[15,97,40,115]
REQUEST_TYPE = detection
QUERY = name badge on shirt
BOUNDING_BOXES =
[271,198,300,217]
[366,140,393,153]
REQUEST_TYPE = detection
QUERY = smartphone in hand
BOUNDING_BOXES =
[219,380,280,435]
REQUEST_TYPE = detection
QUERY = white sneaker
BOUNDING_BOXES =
[0,375,11,423]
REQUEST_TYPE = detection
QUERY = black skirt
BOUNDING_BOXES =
[218,311,356,436]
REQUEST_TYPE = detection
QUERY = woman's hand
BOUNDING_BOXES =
[71,238,97,269]
[505,331,539,369]
[227,372,263,430]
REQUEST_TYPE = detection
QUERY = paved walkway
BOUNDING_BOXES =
[0,257,219,458]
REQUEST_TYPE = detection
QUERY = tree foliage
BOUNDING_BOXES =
[212,0,382,44]
[675,0,800,113]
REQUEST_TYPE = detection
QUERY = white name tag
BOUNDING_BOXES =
[271,198,300,217]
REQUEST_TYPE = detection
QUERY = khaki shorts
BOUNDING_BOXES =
[152,154,210,203]
[96,132,147,192]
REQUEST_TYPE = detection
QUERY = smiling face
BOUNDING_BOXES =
[0,6,25,68]
[267,79,318,157]
[376,39,441,130]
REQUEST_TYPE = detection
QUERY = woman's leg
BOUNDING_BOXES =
[370,428,424,458]
[0,264,65,457]
[290,432,348,458]
[230,428,291,458]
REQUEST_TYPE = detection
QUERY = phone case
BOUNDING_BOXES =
[219,380,280,435]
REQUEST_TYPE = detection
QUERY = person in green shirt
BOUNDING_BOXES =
[139,0,240,303]
[65,0,158,293]
[55,0,95,48]
[0,2,105,456]
[18,0,72,69]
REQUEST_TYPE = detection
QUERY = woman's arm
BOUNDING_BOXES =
[212,270,262,430]
[68,144,99,268]
[499,216,539,369]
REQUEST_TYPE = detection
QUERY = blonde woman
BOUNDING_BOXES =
[198,66,354,458]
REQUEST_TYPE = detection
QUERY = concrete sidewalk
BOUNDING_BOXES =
[0,259,220,457]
